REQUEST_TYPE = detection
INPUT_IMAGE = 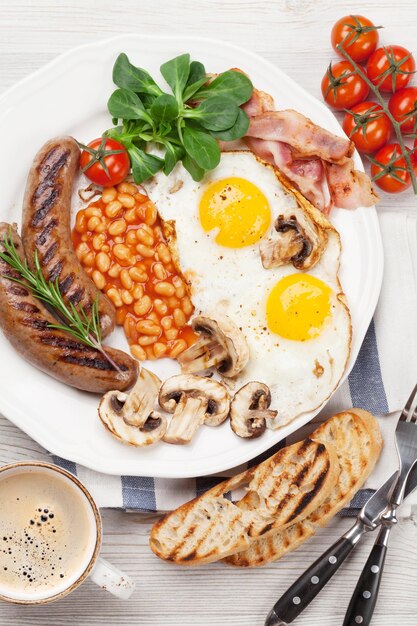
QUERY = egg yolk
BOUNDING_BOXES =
[199,177,271,248]
[266,274,333,341]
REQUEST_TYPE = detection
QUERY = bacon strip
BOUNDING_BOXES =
[246,110,353,164]
[245,137,326,212]
[325,160,379,209]
[242,89,275,117]
[239,90,378,211]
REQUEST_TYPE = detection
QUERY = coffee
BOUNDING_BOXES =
[0,469,95,599]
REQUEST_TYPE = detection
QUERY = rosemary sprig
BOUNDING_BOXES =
[0,229,121,372]
[336,41,417,195]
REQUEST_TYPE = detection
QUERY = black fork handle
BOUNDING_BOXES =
[343,525,391,626]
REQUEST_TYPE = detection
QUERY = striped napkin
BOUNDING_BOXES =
[52,211,417,517]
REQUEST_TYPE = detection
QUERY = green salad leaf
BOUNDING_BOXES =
[183,126,220,170]
[113,53,162,96]
[128,145,164,183]
[160,53,190,102]
[105,53,253,184]
[183,95,240,131]
[150,94,179,123]
[193,70,253,104]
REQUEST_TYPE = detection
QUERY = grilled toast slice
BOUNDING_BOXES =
[150,437,340,565]
[225,409,382,567]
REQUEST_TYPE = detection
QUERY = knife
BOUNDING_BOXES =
[265,472,398,626]
[343,462,417,626]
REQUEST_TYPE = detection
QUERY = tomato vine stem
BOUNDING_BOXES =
[336,42,417,195]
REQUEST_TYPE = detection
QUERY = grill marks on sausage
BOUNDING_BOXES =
[61,354,121,371]
[31,187,60,227]
[10,301,40,314]
[31,148,70,227]
[21,317,49,330]
[7,285,29,297]
[48,260,64,282]
[39,334,92,352]
[59,273,75,295]
[68,287,85,307]
[35,218,58,246]
[36,146,69,183]
[22,139,116,340]
[28,148,87,307]
[42,241,59,265]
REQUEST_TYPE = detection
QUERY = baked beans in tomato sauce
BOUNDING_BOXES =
[72,182,196,361]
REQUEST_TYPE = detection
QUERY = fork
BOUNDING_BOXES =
[343,384,417,626]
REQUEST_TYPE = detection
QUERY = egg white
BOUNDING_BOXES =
[144,151,351,427]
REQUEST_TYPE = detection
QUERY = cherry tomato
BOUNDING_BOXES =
[370,143,411,193]
[388,87,417,134]
[342,102,391,153]
[331,15,380,63]
[367,45,415,93]
[321,61,369,110]
[80,137,130,187]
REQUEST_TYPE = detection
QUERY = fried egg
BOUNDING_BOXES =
[144,151,351,426]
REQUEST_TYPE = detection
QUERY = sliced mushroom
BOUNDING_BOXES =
[122,368,162,427]
[230,382,278,439]
[159,374,231,445]
[260,213,327,270]
[177,314,249,378]
[98,368,166,447]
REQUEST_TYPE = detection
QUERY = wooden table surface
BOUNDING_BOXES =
[1,1,416,624]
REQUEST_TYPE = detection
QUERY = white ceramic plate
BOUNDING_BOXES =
[0,35,383,477]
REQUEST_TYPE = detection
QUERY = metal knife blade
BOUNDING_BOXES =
[359,462,417,526]
[404,461,417,499]
[357,472,398,530]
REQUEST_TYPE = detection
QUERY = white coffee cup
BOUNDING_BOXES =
[0,461,135,604]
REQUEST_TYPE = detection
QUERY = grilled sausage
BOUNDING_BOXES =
[0,223,138,393]
[21,136,116,338]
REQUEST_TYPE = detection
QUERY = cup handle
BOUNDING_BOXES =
[89,557,135,600]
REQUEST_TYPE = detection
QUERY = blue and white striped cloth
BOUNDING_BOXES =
[53,212,417,517]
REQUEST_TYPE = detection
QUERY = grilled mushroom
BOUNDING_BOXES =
[177,314,249,378]
[120,368,162,427]
[230,382,278,439]
[260,213,326,270]
[159,374,231,445]
[98,368,166,446]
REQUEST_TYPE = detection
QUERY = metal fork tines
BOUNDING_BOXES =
[391,383,417,507]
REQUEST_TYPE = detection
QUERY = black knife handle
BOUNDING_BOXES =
[343,542,387,626]
[271,537,355,623]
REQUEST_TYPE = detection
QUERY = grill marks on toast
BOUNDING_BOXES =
[225,410,382,567]
[150,439,339,565]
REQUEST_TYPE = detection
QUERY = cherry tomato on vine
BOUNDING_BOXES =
[342,102,391,153]
[388,87,417,134]
[331,15,380,63]
[80,137,130,187]
[370,143,412,193]
[367,45,415,93]
[321,61,369,110]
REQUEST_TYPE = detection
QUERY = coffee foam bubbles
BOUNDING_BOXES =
[0,469,96,599]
